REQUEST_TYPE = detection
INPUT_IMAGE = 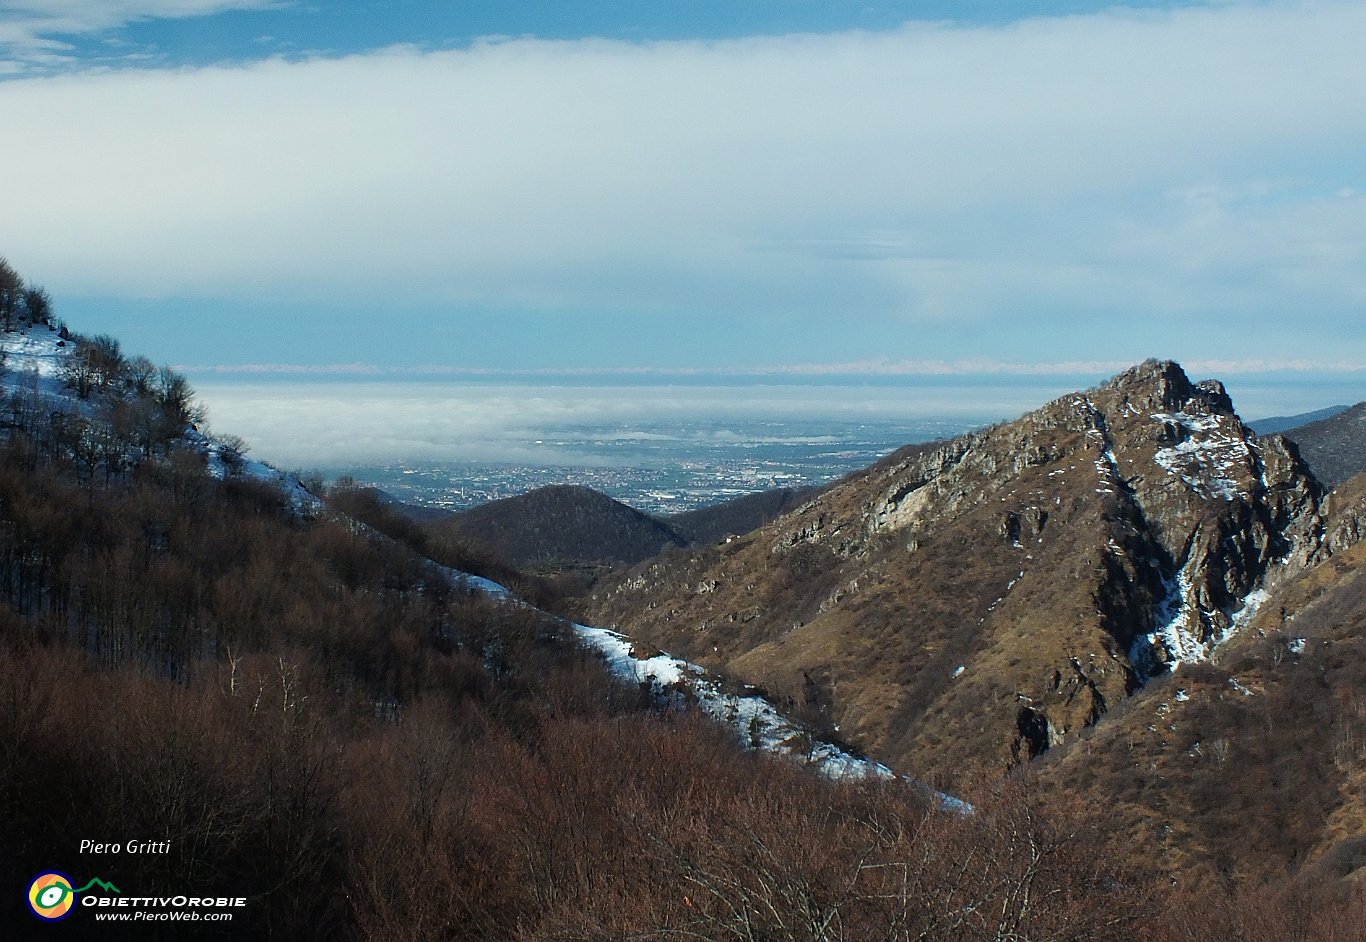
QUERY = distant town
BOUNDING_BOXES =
[336,418,972,514]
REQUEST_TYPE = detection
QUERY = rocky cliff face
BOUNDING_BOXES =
[584,361,1328,780]
[1035,491,1366,883]
[1077,362,1324,674]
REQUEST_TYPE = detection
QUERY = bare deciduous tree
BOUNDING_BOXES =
[21,285,51,326]
[0,257,23,331]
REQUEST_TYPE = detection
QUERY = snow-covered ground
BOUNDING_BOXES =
[432,560,893,781]
[2,322,77,399]
[572,622,893,780]
[184,428,321,514]
[1129,567,1270,680]
[440,567,978,808]
[1,324,322,514]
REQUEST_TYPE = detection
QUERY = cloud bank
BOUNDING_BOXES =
[1,1,1364,368]
[193,381,1065,467]
[193,371,1366,469]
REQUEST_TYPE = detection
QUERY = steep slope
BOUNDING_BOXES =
[585,360,1326,783]
[1279,401,1366,487]
[1036,471,1366,882]
[438,483,688,568]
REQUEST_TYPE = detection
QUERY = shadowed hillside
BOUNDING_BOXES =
[1279,401,1366,487]
[668,485,822,545]
[435,483,688,568]
[1250,404,1350,436]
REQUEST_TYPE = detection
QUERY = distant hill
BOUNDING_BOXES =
[420,483,826,570]
[1249,404,1350,436]
[1277,401,1366,487]
[667,486,821,545]
[437,484,688,568]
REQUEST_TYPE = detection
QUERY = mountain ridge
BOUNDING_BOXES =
[582,359,1332,790]
[1250,403,1351,436]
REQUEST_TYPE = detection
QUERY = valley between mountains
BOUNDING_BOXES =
[4,278,1366,937]
[408,349,1366,888]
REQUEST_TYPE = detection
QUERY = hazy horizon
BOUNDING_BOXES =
[192,371,1366,470]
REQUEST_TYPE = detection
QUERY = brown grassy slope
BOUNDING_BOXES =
[584,361,1323,788]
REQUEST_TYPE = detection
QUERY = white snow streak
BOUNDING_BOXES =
[574,623,892,779]
[1131,576,1270,680]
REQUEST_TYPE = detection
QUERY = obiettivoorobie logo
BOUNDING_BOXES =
[26,872,120,922]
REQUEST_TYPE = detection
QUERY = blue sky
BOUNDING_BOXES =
[1,2,1208,67]
[1,1,1364,390]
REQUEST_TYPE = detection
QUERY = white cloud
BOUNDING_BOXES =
[1,2,1364,361]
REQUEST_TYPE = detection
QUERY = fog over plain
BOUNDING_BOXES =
[189,373,1364,469]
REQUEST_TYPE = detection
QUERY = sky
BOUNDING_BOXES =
[1,1,1364,463]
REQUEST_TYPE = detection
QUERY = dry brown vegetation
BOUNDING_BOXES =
[1034,530,1366,889]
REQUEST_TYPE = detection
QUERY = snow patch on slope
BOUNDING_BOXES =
[185,429,321,514]
[1,326,322,516]
[573,623,892,780]
[2,324,69,385]
[1151,411,1254,502]
[441,564,895,781]
[1130,558,1202,678]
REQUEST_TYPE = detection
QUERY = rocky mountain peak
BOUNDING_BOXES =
[1083,358,1235,423]
[1094,358,1205,413]
[585,360,1333,778]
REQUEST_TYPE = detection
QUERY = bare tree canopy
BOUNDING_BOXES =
[0,256,23,330]
[22,285,51,326]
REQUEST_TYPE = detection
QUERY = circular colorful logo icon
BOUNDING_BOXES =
[27,872,76,921]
